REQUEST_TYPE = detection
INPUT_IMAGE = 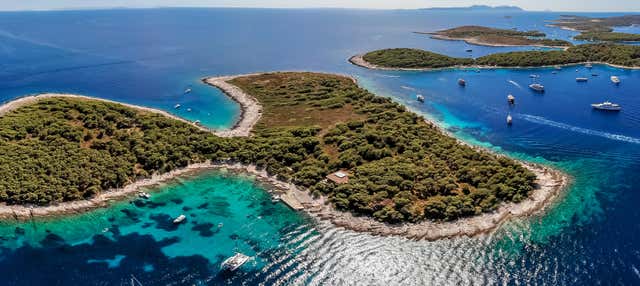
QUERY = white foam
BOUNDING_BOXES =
[519,114,640,144]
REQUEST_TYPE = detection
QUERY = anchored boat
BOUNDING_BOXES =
[507,114,513,125]
[458,79,466,86]
[416,94,425,102]
[529,83,545,92]
[221,253,250,272]
[611,76,621,84]
[173,214,186,224]
[576,77,588,82]
[507,94,515,104]
[591,101,621,111]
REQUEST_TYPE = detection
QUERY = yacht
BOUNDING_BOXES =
[576,77,588,82]
[529,83,545,92]
[611,76,621,84]
[416,94,425,102]
[221,253,250,272]
[173,214,186,224]
[507,94,515,104]
[507,114,513,125]
[458,79,466,86]
[174,104,181,109]
[591,101,621,111]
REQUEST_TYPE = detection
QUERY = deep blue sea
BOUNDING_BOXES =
[0,8,639,285]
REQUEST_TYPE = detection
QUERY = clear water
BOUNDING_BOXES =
[0,8,639,285]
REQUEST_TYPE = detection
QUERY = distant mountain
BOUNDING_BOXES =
[421,5,524,12]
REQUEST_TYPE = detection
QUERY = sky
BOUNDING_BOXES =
[1,0,640,12]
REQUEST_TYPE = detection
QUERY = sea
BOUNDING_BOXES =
[0,8,639,285]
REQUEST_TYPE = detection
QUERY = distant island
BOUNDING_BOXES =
[351,43,640,70]
[421,25,572,48]
[550,15,640,43]
[0,72,567,240]
[420,5,523,12]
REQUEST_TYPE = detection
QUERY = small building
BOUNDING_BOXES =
[326,170,349,184]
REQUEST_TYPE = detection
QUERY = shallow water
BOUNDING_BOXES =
[0,8,639,285]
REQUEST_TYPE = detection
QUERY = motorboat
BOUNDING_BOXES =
[138,192,150,199]
[174,104,181,109]
[416,94,425,102]
[576,77,588,82]
[591,101,621,111]
[173,214,186,224]
[458,79,466,86]
[221,253,250,271]
[611,76,621,84]
[507,94,515,104]
[184,88,192,94]
[507,114,513,125]
[529,83,545,92]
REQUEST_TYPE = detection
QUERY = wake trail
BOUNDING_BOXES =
[519,114,640,145]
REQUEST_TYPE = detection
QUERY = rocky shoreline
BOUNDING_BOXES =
[0,74,572,241]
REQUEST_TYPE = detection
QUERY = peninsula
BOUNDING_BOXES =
[351,43,640,70]
[550,15,640,43]
[0,72,568,239]
[422,25,572,48]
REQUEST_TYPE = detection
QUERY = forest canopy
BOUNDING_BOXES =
[361,44,640,69]
[0,72,537,223]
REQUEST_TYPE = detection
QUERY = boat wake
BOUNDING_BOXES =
[519,114,640,144]
[400,85,416,91]
[508,80,523,90]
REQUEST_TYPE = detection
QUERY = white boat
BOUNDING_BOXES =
[138,192,150,199]
[529,74,540,78]
[416,94,425,102]
[591,101,621,111]
[507,94,515,104]
[506,114,513,125]
[529,83,545,92]
[611,76,621,84]
[458,78,466,86]
[174,104,181,109]
[221,253,250,271]
[184,88,192,94]
[585,63,593,69]
[271,194,281,203]
[194,120,201,125]
[554,66,562,70]
[576,77,588,82]
[187,108,192,112]
[173,214,186,224]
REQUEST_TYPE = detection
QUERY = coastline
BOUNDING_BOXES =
[349,53,640,72]
[0,73,572,241]
[420,32,571,50]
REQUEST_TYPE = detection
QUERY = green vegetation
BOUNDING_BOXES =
[428,25,572,47]
[0,98,220,205]
[551,15,640,43]
[0,73,536,223]
[574,32,640,42]
[362,48,473,69]
[361,44,640,69]
[228,73,536,223]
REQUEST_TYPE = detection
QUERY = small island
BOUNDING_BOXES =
[422,25,573,48]
[0,72,568,240]
[550,15,640,43]
[352,43,640,70]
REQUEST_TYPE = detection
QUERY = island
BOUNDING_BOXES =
[0,72,568,240]
[421,25,572,48]
[351,43,640,70]
[550,15,640,43]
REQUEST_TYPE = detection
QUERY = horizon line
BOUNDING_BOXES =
[0,6,638,13]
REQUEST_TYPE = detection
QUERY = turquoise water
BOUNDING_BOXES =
[1,8,640,285]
